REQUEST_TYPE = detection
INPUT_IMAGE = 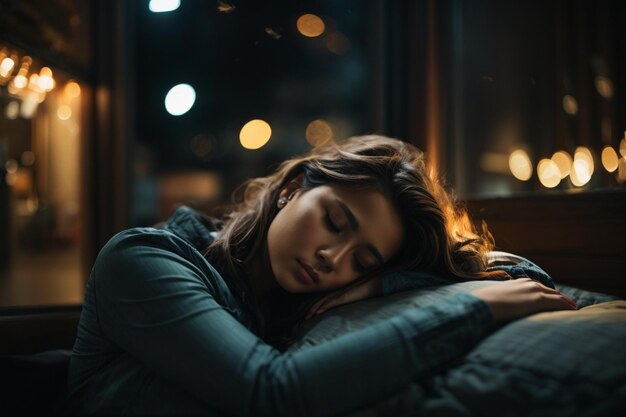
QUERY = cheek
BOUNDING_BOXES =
[279,207,322,250]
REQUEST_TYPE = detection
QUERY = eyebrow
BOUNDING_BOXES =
[336,198,385,266]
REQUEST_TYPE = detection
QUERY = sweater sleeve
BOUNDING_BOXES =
[93,228,495,417]
[381,252,555,296]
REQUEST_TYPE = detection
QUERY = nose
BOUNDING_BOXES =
[316,244,351,273]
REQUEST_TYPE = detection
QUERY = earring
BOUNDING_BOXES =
[277,198,287,208]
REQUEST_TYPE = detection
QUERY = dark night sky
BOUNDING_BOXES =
[133,0,370,181]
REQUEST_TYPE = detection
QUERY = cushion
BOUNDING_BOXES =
[288,281,626,417]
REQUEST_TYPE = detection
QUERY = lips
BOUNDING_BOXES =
[296,260,319,285]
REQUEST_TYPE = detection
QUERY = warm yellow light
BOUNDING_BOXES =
[620,134,626,158]
[305,119,333,147]
[574,146,594,176]
[19,96,39,118]
[240,119,272,150]
[601,146,619,173]
[537,158,561,188]
[562,95,578,115]
[551,150,572,179]
[595,76,614,99]
[297,14,325,37]
[65,81,81,98]
[5,101,19,120]
[618,158,626,183]
[5,159,18,174]
[570,159,591,186]
[508,149,533,181]
[38,67,55,91]
[13,73,27,89]
[39,66,52,77]
[0,57,15,77]
[57,105,72,120]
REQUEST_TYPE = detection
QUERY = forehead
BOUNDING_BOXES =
[323,184,404,260]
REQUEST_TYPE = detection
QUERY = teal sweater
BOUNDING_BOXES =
[65,206,510,417]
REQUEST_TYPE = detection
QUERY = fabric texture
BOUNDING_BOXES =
[291,282,625,417]
[64,206,495,417]
[64,205,625,417]
[380,250,555,296]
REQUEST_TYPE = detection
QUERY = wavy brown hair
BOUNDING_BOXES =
[205,135,497,346]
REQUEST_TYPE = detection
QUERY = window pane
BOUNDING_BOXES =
[0,47,85,308]
[445,0,626,197]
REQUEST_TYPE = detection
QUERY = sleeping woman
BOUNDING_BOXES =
[64,135,577,416]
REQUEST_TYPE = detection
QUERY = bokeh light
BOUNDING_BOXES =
[37,67,55,91]
[57,105,72,120]
[562,95,578,115]
[569,147,594,187]
[164,83,196,116]
[537,158,561,188]
[594,76,614,99]
[5,159,18,174]
[570,159,592,186]
[149,0,180,13]
[551,150,572,179]
[618,158,626,183]
[601,146,619,173]
[13,72,27,89]
[0,56,15,77]
[574,146,594,176]
[5,101,19,120]
[509,149,533,181]
[65,81,81,98]
[305,119,333,147]
[240,119,272,150]
[297,14,325,37]
[620,134,626,158]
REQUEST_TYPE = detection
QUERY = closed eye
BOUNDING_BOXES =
[325,210,342,234]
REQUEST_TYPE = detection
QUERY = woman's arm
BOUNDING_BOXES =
[93,229,496,417]
[307,252,559,317]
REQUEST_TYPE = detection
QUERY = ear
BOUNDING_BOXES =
[279,173,304,200]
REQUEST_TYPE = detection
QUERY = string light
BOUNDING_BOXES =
[601,146,619,173]
[0,46,58,119]
[509,150,533,181]
[537,159,561,188]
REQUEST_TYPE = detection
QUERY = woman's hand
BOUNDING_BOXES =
[471,277,578,324]
[306,277,383,319]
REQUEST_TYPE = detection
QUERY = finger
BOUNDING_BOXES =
[559,293,578,309]
[316,293,348,315]
[306,298,329,319]
[541,293,578,311]
[528,282,576,306]
[306,291,346,318]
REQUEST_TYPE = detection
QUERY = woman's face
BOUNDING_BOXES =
[267,183,404,293]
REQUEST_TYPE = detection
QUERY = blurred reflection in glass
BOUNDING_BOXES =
[551,151,572,179]
[537,159,561,188]
[508,150,532,181]
[601,146,619,173]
